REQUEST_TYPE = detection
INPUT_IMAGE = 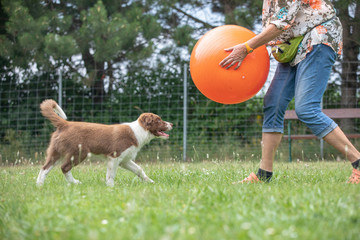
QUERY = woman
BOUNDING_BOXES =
[220,0,360,184]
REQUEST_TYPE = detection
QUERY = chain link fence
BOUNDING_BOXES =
[0,61,359,164]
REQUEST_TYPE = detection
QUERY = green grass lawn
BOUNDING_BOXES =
[0,160,359,240]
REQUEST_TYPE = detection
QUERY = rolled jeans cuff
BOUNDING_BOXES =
[317,121,338,139]
[262,128,284,134]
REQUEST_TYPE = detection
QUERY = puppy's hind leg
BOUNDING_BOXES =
[36,148,61,186]
[120,160,154,183]
[37,166,54,186]
[106,156,122,187]
[61,152,86,185]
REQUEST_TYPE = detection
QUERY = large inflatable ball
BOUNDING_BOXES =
[190,25,270,104]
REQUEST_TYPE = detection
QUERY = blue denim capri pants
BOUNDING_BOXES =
[262,44,338,139]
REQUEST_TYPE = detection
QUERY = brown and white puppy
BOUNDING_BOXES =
[36,99,173,187]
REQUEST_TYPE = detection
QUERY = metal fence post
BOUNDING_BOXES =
[288,120,292,162]
[320,101,324,160]
[58,69,63,108]
[183,64,188,162]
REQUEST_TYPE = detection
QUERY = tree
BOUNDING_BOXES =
[333,0,360,132]
[210,0,263,29]
[0,0,161,103]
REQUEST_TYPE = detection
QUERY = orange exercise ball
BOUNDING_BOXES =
[190,25,270,104]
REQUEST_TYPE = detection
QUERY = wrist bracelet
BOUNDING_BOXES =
[245,42,254,53]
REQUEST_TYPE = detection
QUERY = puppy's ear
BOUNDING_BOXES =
[139,113,153,129]
[143,116,152,127]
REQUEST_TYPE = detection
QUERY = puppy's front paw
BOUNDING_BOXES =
[145,178,155,184]
[73,179,82,185]
[36,182,44,187]
[106,181,115,187]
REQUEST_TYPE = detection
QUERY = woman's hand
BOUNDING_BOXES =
[219,24,283,70]
[219,43,248,70]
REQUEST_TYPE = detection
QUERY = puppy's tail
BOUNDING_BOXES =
[40,99,67,128]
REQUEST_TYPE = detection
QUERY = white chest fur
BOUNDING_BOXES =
[125,120,155,149]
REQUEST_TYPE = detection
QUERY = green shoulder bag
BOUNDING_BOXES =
[271,36,304,63]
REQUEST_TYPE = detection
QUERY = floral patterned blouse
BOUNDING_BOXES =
[262,0,343,66]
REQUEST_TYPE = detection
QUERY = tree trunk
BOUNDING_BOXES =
[92,64,106,104]
[219,0,237,24]
[83,49,106,104]
[339,6,359,133]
